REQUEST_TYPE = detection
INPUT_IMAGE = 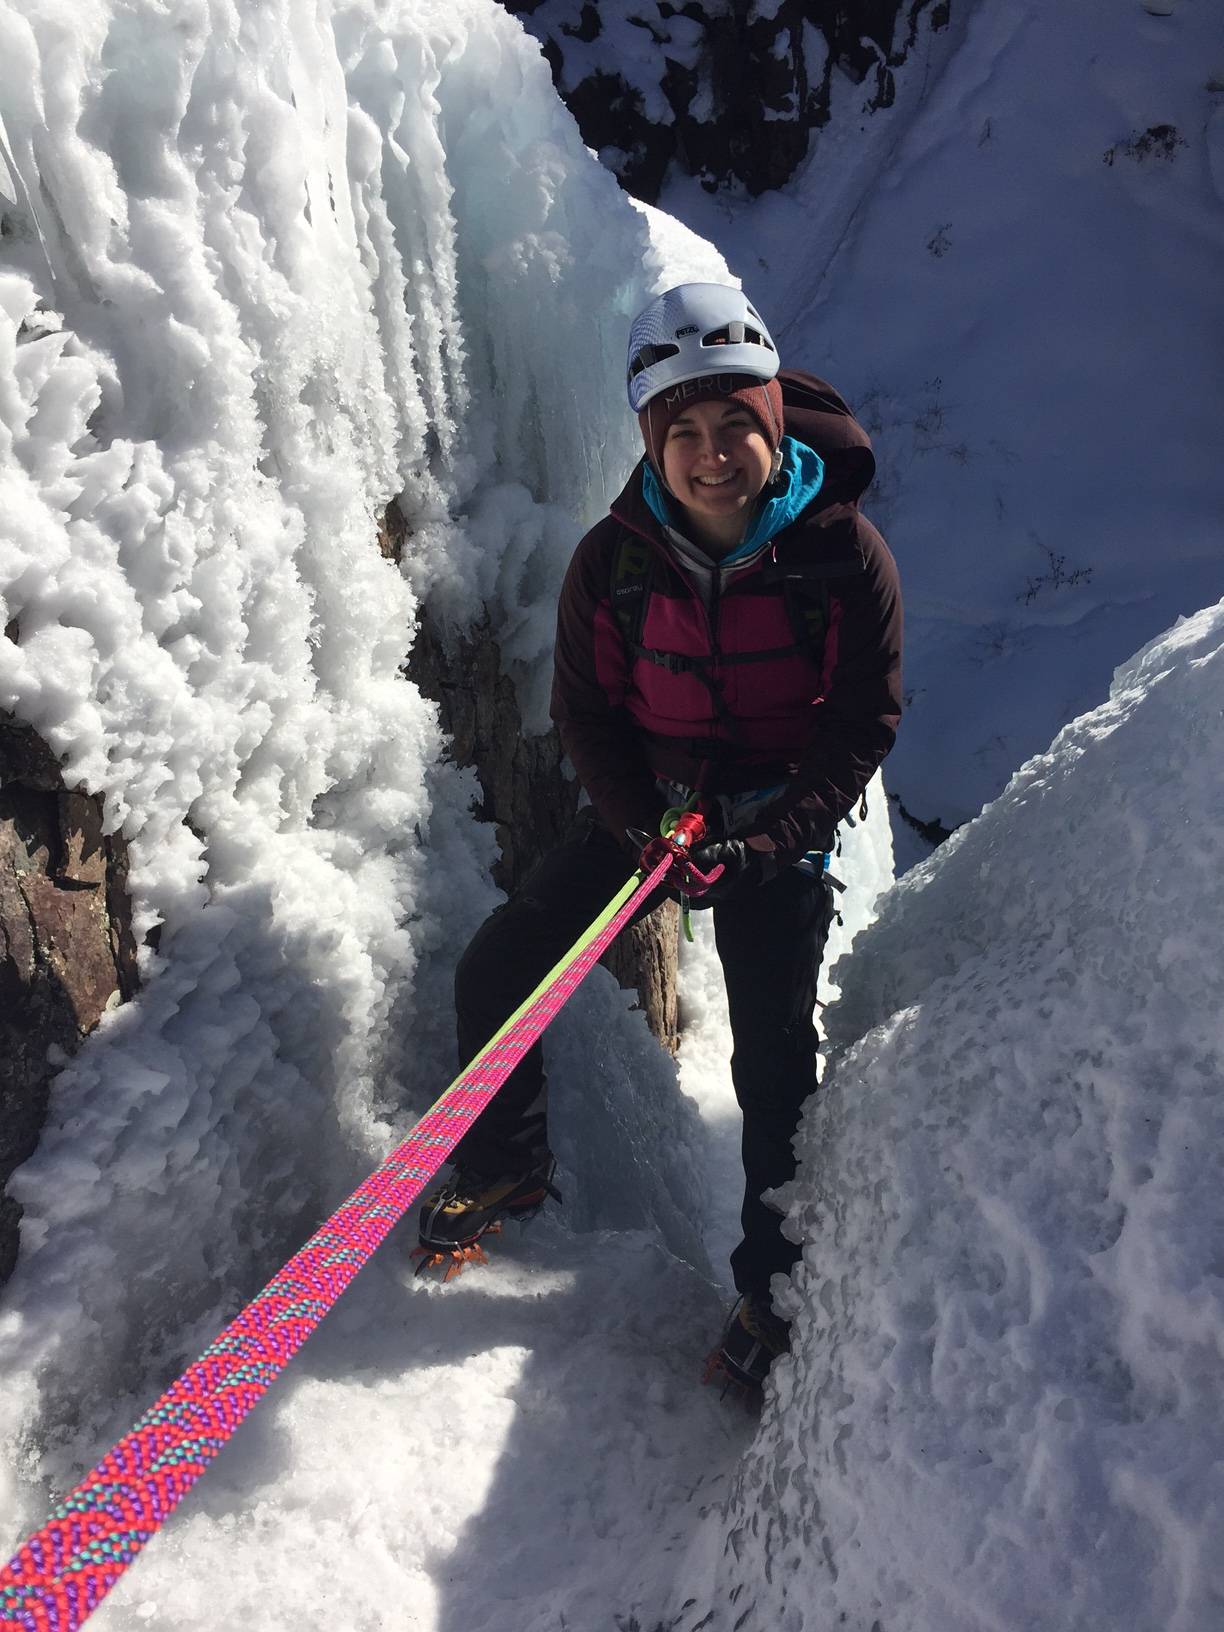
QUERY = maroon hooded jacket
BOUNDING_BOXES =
[550,371,903,865]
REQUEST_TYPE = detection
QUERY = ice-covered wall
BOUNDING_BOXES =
[670,598,1224,1629]
[0,0,727,1523]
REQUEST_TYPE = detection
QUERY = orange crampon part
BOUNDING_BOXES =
[410,1222,503,1281]
[701,1347,762,1408]
[410,1242,487,1280]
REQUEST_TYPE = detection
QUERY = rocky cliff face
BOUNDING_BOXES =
[504,0,949,201]
[0,713,139,1287]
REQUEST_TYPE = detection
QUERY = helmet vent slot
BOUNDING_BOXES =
[628,342,681,381]
[703,323,773,352]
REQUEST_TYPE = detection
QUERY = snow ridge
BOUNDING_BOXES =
[677,601,1224,1631]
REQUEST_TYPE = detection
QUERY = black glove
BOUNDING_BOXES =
[687,839,775,903]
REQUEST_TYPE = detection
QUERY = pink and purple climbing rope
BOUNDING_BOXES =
[0,854,673,1632]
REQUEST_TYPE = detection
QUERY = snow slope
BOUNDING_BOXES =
[664,0,1224,867]
[668,598,1224,1631]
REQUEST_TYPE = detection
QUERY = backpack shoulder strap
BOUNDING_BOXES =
[780,571,830,656]
[756,556,841,670]
[610,529,654,650]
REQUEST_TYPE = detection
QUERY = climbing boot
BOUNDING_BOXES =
[413,1155,560,1279]
[705,1294,790,1391]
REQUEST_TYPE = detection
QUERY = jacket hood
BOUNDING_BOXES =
[777,368,876,506]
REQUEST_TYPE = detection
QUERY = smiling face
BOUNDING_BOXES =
[660,399,775,554]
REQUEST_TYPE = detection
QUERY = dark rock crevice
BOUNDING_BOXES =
[503,0,950,201]
[0,713,139,1289]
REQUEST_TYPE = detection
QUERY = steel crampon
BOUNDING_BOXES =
[701,1346,763,1408]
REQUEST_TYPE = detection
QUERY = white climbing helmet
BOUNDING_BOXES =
[626,283,780,414]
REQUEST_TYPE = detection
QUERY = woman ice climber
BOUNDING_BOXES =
[418,283,902,1389]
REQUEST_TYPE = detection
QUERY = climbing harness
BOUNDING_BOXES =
[0,827,698,1632]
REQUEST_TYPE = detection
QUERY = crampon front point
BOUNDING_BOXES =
[701,1345,764,1407]
[410,1223,503,1281]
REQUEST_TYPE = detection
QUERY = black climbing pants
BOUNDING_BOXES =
[452,809,834,1296]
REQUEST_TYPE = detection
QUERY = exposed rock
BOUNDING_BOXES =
[888,790,960,848]
[503,0,950,201]
[386,500,680,1052]
[409,599,581,890]
[0,712,138,1288]
[601,902,680,1055]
